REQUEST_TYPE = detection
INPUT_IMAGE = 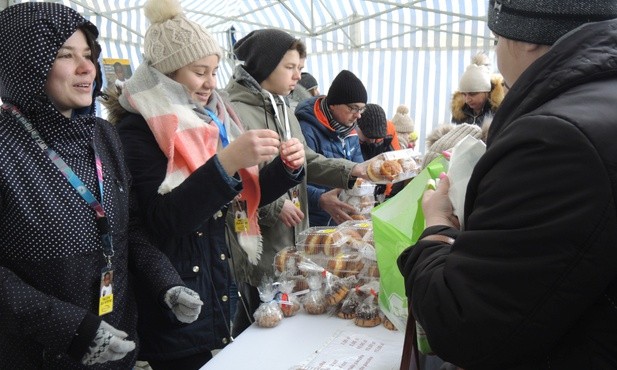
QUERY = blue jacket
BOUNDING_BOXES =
[296,97,364,226]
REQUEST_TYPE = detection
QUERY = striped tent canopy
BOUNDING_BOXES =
[10,0,495,151]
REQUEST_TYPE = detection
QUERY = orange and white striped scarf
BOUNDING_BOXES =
[121,64,262,264]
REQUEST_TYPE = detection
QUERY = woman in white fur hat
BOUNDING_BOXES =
[451,53,505,126]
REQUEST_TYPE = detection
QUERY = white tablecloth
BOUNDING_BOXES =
[201,312,404,370]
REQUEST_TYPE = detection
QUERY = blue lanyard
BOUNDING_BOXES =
[2,103,114,266]
[205,108,229,148]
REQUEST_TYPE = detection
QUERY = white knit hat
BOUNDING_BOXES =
[143,0,222,74]
[458,53,491,93]
[391,105,414,133]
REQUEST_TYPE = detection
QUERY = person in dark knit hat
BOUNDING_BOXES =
[295,69,367,226]
[355,103,402,160]
[225,30,369,338]
[289,71,319,110]
[398,1,617,369]
[299,71,320,96]
[355,103,404,200]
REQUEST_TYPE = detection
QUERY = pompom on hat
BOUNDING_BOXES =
[143,0,222,74]
[356,104,387,139]
[458,53,491,93]
[326,70,368,105]
[234,29,297,83]
[391,105,414,133]
[488,0,617,46]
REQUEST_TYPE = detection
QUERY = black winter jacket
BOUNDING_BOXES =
[399,19,617,370]
[116,112,303,360]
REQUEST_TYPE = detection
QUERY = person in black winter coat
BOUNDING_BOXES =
[398,1,617,369]
[104,0,305,369]
[0,2,201,369]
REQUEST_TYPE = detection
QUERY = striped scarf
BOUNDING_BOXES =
[320,97,356,138]
[120,63,263,264]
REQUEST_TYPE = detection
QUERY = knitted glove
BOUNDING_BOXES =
[81,320,135,365]
[164,286,203,323]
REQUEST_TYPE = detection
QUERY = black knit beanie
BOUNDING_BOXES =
[299,72,318,91]
[233,29,296,83]
[356,104,387,139]
[488,0,617,45]
[326,70,368,105]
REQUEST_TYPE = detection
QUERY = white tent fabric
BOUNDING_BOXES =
[13,0,495,152]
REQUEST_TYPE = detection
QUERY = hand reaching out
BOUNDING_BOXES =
[280,138,305,171]
[218,129,281,175]
[278,199,304,227]
[319,189,357,225]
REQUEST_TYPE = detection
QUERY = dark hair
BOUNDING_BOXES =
[79,26,103,97]
[290,39,307,59]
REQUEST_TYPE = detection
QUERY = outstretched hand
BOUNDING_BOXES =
[319,189,357,224]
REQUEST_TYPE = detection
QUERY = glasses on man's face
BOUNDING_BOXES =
[346,104,366,114]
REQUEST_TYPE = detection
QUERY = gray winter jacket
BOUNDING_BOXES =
[225,66,356,286]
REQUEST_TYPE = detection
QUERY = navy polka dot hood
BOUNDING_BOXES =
[0,2,101,117]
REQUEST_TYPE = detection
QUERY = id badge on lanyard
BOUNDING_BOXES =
[1,103,116,316]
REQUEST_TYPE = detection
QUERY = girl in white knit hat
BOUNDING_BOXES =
[451,53,505,126]
[103,0,306,368]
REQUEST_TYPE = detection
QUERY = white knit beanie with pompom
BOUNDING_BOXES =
[144,0,222,74]
[391,105,414,133]
[458,53,491,93]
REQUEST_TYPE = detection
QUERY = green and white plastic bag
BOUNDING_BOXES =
[371,156,448,353]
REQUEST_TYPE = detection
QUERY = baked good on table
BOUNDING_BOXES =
[303,274,327,315]
[301,228,343,255]
[254,302,283,328]
[327,253,364,278]
[354,308,382,327]
[336,289,362,319]
[354,296,382,327]
[366,261,380,278]
[382,316,397,331]
[274,247,302,273]
[325,283,349,306]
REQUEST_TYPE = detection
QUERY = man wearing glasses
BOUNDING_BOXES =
[295,69,368,226]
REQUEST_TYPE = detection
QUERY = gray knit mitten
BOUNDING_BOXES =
[164,286,203,323]
[81,320,135,365]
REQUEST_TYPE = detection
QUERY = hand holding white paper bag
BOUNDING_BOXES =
[447,134,486,229]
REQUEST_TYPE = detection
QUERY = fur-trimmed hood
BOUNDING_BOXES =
[451,74,505,124]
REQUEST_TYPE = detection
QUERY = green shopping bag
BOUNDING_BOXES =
[371,156,448,333]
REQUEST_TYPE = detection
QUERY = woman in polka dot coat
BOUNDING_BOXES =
[0,3,200,369]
